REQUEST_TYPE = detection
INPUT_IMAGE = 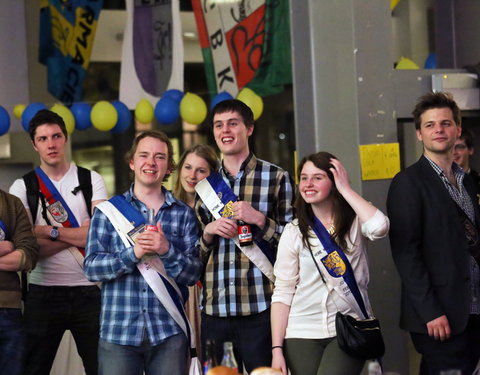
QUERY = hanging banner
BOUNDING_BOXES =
[120,0,184,109]
[39,0,103,105]
[191,0,292,97]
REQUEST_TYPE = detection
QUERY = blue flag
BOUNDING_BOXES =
[39,0,103,105]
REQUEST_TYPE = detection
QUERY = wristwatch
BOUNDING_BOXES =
[49,226,60,241]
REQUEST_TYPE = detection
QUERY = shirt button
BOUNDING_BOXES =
[230,281,234,286]
[143,309,146,312]
[143,289,147,292]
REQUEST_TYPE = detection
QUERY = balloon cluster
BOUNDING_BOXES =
[0,87,264,137]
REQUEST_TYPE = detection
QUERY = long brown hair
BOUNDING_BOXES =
[173,144,219,203]
[295,152,356,252]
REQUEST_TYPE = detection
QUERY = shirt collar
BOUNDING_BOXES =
[123,184,177,207]
[220,152,257,178]
[424,154,465,179]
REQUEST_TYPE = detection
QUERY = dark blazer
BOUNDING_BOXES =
[387,155,479,335]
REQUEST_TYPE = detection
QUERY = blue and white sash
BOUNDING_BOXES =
[311,217,369,319]
[95,196,201,375]
[0,220,9,241]
[195,172,275,282]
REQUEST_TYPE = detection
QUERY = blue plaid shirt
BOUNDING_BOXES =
[84,186,202,346]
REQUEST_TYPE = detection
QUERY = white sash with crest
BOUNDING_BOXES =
[195,176,275,282]
[95,201,201,375]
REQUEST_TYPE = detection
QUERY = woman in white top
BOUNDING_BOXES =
[271,152,389,375]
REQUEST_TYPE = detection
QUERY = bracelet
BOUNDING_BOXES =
[272,346,283,350]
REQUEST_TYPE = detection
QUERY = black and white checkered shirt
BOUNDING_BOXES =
[425,155,480,314]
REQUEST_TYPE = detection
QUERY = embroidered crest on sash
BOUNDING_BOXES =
[220,200,234,219]
[48,201,68,223]
[321,250,346,277]
[0,227,5,241]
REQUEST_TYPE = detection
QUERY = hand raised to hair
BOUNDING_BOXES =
[329,158,352,196]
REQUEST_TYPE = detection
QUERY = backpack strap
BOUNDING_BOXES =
[75,166,93,218]
[22,170,41,224]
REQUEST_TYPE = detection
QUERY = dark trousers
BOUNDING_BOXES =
[411,314,480,375]
[23,284,101,375]
[201,309,272,374]
[0,308,25,375]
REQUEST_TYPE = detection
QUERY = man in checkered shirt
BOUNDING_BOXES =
[196,99,294,373]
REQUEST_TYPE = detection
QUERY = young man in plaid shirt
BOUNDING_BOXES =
[85,131,202,375]
[196,99,295,372]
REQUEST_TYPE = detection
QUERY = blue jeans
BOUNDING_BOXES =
[0,308,25,375]
[98,334,189,375]
[23,284,101,375]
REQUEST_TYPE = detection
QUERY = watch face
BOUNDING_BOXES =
[50,227,59,240]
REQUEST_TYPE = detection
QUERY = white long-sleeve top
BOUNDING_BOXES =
[271,209,389,339]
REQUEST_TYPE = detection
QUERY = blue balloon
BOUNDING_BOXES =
[21,102,47,131]
[162,89,184,104]
[155,96,180,125]
[424,53,437,69]
[0,106,10,136]
[111,101,132,134]
[71,102,92,130]
[210,91,233,109]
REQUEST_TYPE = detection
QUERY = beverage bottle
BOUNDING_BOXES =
[237,220,253,247]
[203,339,218,374]
[145,208,157,232]
[221,341,238,372]
[367,360,382,375]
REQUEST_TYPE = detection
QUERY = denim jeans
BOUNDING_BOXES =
[23,284,101,375]
[201,309,272,374]
[98,333,189,375]
[0,308,25,375]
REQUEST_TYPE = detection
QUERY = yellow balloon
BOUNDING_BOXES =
[50,103,75,134]
[135,99,154,124]
[237,88,263,120]
[13,104,26,119]
[391,0,401,11]
[395,56,419,70]
[91,101,118,131]
[180,93,207,125]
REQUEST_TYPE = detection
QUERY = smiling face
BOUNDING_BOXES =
[32,124,68,168]
[213,111,253,158]
[129,136,170,189]
[299,161,333,207]
[416,107,461,157]
[180,152,212,194]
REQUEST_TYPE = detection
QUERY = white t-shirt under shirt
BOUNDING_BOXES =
[271,210,389,340]
[9,163,108,286]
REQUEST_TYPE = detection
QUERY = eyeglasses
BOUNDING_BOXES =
[454,144,468,151]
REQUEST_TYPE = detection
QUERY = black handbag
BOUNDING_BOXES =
[308,244,385,360]
[335,311,385,360]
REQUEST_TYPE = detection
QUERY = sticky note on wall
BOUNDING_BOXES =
[359,143,401,180]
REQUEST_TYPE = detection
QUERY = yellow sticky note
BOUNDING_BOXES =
[359,143,401,180]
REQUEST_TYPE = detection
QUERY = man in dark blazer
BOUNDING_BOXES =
[387,91,480,375]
